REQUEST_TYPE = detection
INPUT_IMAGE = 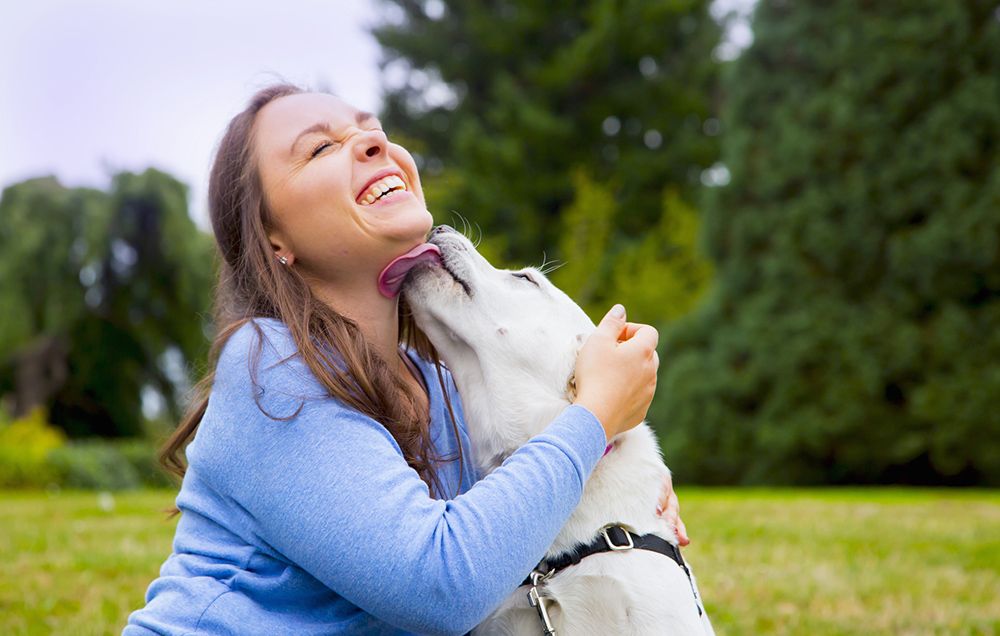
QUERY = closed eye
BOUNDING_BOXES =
[309,126,383,159]
[512,272,539,286]
[310,141,336,158]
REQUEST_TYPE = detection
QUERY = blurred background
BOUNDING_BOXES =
[1,1,997,634]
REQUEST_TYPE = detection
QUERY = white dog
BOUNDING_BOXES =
[401,225,714,635]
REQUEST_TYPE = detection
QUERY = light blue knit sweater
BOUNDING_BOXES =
[123,318,607,635]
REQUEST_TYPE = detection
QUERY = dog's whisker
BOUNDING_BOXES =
[540,261,566,275]
[454,211,474,243]
[538,251,567,276]
[447,210,462,235]
[473,221,484,249]
[461,212,471,239]
[448,210,461,236]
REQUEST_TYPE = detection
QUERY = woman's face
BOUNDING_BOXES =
[253,92,432,287]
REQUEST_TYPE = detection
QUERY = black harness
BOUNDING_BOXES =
[522,525,703,616]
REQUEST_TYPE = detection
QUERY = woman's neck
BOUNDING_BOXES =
[311,278,405,373]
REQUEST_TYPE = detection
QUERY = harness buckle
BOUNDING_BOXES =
[600,525,634,551]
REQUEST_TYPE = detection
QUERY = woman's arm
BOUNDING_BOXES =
[192,319,607,636]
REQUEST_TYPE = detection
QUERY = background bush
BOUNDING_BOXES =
[0,404,171,489]
[0,406,65,488]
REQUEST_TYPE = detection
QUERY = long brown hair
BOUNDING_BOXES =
[160,83,464,512]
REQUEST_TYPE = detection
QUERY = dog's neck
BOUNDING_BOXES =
[455,374,573,475]
[462,371,672,558]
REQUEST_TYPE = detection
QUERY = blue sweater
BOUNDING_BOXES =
[124,318,607,635]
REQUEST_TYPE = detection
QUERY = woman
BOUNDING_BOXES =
[124,83,688,635]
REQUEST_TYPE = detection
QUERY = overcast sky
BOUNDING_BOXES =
[1,0,385,230]
[1,0,753,232]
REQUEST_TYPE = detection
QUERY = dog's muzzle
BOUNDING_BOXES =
[427,225,473,296]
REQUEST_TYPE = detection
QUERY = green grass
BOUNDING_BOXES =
[680,488,1000,635]
[0,488,997,635]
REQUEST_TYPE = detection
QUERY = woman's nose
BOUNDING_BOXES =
[354,129,388,161]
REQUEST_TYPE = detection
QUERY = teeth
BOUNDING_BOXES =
[359,174,407,205]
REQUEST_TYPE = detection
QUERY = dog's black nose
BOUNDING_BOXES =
[430,225,457,237]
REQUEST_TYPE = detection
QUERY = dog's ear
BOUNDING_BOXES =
[565,335,586,402]
[565,373,578,402]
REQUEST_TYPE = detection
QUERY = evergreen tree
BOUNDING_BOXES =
[372,0,722,264]
[654,1,1000,485]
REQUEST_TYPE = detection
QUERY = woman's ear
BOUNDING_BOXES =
[268,230,294,267]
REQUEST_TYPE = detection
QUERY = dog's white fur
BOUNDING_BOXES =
[402,227,714,635]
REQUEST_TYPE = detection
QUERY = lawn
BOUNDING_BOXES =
[0,488,996,635]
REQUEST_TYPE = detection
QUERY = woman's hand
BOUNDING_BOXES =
[573,304,659,441]
[656,472,690,546]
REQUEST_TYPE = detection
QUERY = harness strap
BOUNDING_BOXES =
[521,525,703,616]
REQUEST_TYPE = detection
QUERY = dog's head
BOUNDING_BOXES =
[402,225,596,470]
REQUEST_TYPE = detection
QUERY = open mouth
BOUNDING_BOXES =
[356,169,409,205]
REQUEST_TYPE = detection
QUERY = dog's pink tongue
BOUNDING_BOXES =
[378,243,443,298]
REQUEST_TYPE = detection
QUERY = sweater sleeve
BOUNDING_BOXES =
[191,319,607,636]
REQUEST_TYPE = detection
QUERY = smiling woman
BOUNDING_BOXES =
[121,82,672,636]
[253,92,433,322]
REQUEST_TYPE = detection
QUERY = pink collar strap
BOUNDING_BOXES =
[602,442,615,457]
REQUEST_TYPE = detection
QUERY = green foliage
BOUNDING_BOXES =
[551,171,712,324]
[550,169,616,312]
[116,438,174,488]
[653,0,1000,485]
[0,406,65,487]
[0,402,169,489]
[0,169,215,438]
[372,0,721,263]
[48,443,142,491]
[610,188,713,324]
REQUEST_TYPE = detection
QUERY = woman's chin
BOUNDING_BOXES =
[379,205,434,244]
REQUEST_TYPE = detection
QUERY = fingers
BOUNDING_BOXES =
[617,321,654,342]
[664,474,679,520]
[656,473,691,546]
[617,322,642,341]
[598,307,657,359]
[621,324,659,354]
[597,304,628,338]
[656,473,671,513]
[621,322,660,370]
[677,516,690,547]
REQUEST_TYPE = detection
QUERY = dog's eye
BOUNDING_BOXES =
[512,272,539,286]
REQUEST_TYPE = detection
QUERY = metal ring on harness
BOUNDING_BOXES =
[600,524,635,551]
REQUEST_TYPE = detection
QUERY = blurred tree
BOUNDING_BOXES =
[549,170,711,323]
[371,0,722,266]
[655,0,1000,485]
[549,169,616,311]
[0,169,215,438]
